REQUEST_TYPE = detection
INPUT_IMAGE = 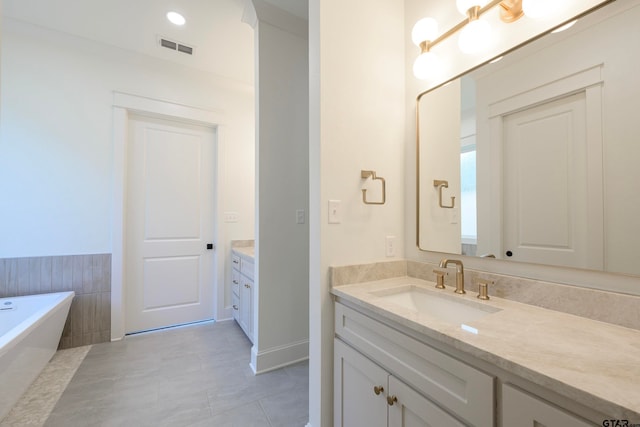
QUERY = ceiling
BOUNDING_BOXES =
[2,0,258,85]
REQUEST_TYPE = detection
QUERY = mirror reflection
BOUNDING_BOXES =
[417,0,640,276]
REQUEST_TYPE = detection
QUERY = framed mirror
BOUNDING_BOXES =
[417,0,640,277]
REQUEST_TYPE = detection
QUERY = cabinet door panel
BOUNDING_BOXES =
[388,376,466,427]
[334,339,387,427]
[502,384,594,427]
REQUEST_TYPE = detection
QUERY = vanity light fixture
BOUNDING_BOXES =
[167,11,186,26]
[412,0,540,79]
[412,17,442,79]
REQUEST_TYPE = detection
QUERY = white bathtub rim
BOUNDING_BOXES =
[0,292,74,351]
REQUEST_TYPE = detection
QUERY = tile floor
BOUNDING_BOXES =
[44,320,309,427]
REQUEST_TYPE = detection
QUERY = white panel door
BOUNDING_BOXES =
[503,92,593,269]
[125,114,216,333]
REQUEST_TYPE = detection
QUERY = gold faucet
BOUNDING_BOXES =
[439,258,465,294]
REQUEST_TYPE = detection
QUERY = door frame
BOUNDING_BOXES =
[111,92,226,341]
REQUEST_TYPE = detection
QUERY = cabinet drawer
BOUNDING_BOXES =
[502,384,594,427]
[335,302,494,427]
[232,270,240,296]
[241,259,254,280]
[232,254,241,270]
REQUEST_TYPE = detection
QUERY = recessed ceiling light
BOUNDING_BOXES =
[552,20,577,33]
[167,11,186,26]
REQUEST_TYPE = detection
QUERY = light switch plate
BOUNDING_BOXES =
[296,209,305,224]
[450,207,459,224]
[328,200,341,224]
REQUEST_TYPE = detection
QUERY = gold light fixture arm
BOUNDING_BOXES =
[419,0,523,53]
[361,170,386,205]
[434,179,455,209]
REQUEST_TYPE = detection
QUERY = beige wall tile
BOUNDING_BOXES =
[2,254,112,349]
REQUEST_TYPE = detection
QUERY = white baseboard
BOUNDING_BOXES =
[250,339,309,374]
[218,305,233,321]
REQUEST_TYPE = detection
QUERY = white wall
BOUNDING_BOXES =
[250,1,310,373]
[309,0,406,424]
[0,19,255,314]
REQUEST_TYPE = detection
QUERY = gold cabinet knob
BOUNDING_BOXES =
[386,395,398,406]
[373,385,384,395]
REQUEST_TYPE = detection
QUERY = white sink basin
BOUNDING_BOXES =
[371,285,501,326]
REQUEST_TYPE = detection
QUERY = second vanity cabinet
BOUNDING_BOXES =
[231,252,254,342]
[334,302,494,427]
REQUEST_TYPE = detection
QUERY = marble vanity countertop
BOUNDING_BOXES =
[232,246,254,261]
[331,277,640,420]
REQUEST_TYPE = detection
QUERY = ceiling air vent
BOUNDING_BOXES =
[158,36,194,56]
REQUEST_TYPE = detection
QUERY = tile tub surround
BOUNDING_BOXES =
[0,254,111,349]
[332,277,640,421]
[330,260,640,331]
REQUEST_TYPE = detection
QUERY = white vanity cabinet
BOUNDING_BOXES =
[335,339,465,427]
[231,252,254,342]
[334,302,494,427]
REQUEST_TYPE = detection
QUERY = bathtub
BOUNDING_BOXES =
[0,291,74,421]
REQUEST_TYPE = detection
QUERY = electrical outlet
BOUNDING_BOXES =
[296,209,305,224]
[328,200,341,224]
[385,235,396,257]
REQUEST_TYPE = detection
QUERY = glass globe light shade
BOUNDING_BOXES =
[522,0,558,19]
[458,19,492,54]
[456,0,488,16]
[411,17,439,47]
[413,51,441,80]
